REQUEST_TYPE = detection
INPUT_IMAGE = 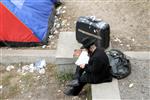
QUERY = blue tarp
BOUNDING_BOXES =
[1,0,55,41]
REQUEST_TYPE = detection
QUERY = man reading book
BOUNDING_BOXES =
[64,37,112,96]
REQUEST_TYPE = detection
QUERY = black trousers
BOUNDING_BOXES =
[74,66,84,79]
[72,66,87,95]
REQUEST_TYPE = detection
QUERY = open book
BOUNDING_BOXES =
[75,50,89,66]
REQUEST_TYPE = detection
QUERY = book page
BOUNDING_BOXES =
[75,50,89,66]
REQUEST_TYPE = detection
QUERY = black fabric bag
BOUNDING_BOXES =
[106,49,131,79]
[76,16,110,49]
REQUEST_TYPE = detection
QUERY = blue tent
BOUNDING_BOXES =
[0,0,57,46]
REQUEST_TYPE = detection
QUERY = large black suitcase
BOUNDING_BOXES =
[76,16,110,49]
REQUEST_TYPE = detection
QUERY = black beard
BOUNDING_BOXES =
[88,50,92,56]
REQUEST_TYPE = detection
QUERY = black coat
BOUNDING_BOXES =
[80,48,112,84]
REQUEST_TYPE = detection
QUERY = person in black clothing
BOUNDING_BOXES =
[64,37,112,96]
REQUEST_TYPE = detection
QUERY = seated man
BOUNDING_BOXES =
[64,37,112,96]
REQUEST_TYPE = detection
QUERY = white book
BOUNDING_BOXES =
[75,50,89,66]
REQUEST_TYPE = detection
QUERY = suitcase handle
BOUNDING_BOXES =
[78,29,102,40]
[87,16,102,23]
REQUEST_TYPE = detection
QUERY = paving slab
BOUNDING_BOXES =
[124,51,150,60]
[56,32,81,58]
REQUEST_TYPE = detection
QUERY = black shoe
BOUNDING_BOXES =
[63,87,78,96]
[67,79,80,87]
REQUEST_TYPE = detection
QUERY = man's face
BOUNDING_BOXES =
[89,47,93,52]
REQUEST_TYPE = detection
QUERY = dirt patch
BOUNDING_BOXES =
[0,64,88,100]
[60,0,150,51]
[1,0,149,51]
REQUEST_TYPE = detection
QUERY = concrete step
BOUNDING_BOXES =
[0,49,56,64]
[55,32,81,73]
[92,79,121,100]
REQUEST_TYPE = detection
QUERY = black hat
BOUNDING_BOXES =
[81,37,97,49]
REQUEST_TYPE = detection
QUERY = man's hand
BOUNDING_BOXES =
[80,64,85,69]
[73,49,82,57]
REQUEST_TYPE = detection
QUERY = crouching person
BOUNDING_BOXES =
[64,37,112,96]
